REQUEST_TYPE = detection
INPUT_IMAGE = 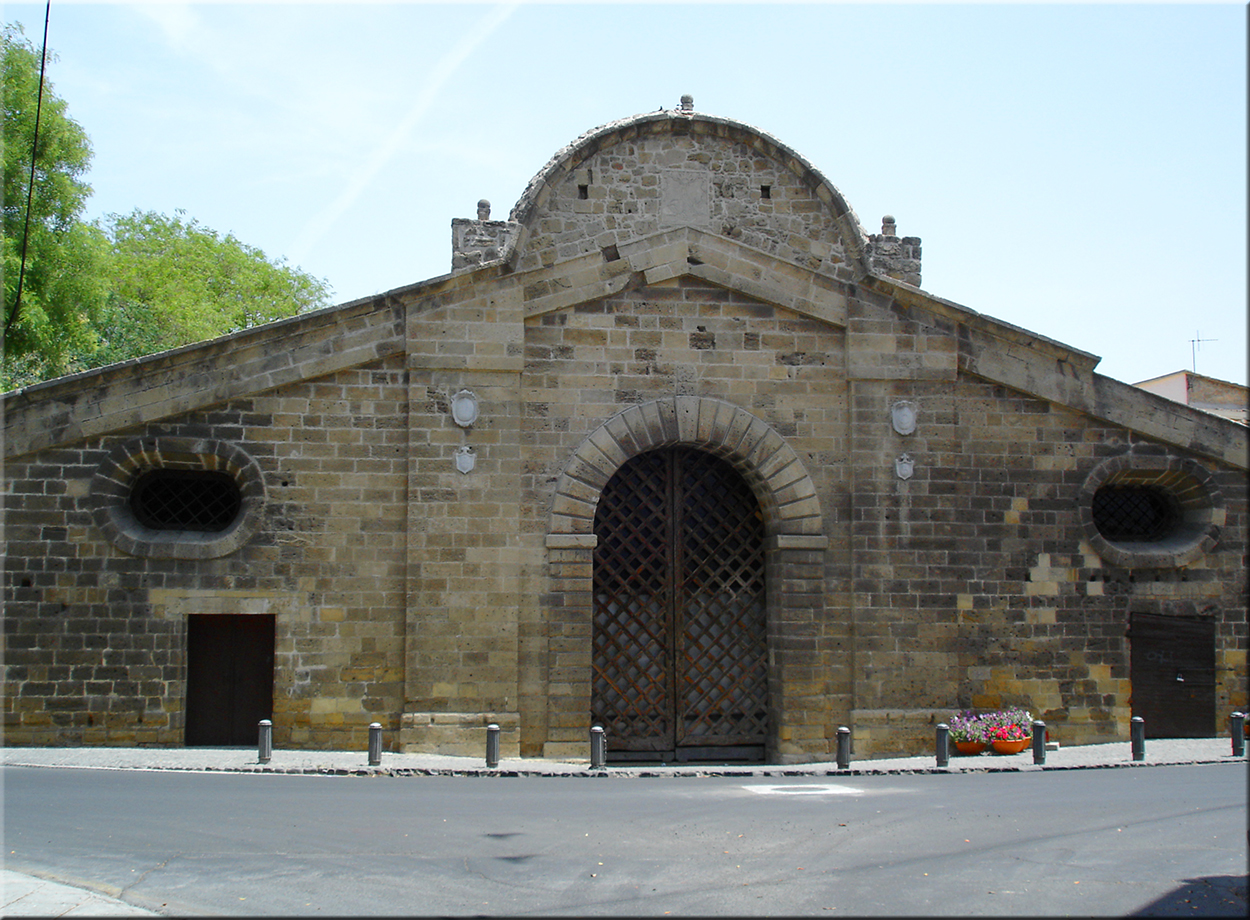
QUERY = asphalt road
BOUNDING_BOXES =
[3,763,1245,916]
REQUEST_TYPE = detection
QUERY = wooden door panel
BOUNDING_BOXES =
[675,451,767,747]
[185,615,235,746]
[592,451,674,751]
[593,448,766,760]
[185,614,275,746]
[1129,612,1215,739]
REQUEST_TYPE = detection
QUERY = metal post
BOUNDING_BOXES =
[935,723,950,768]
[368,722,382,766]
[1031,720,1046,765]
[257,719,272,764]
[836,726,851,770]
[485,723,500,769]
[590,725,606,770]
[1130,716,1145,762]
[1230,712,1245,757]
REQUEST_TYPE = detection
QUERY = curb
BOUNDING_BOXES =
[3,754,1241,779]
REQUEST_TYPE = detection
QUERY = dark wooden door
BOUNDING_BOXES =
[185,614,275,746]
[592,448,767,762]
[1128,612,1215,738]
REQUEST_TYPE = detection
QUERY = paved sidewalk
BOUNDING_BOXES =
[1,735,1244,777]
[3,737,1245,917]
[1,869,165,917]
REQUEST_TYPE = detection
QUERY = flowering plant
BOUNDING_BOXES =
[980,707,1033,742]
[948,710,988,744]
[947,707,1033,745]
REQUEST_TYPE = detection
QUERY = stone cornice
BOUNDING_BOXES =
[3,296,407,458]
[4,229,1245,473]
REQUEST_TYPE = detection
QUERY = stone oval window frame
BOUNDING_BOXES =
[90,437,265,560]
[1078,453,1223,568]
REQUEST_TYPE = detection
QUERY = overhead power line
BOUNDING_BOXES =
[4,0,53,340]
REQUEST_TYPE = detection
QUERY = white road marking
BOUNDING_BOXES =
[744,784,862,796]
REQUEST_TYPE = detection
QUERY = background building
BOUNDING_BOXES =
[1134,371,1248,426]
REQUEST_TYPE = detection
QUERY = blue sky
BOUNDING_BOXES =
[6,1,1246,386]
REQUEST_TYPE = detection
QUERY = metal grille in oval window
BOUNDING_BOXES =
[130,470,243,532]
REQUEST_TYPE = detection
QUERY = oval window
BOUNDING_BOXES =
[129,469,243,533]
[1079,454,1223,568]
[1091,484,1181,542]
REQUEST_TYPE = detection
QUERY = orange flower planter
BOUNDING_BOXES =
[991,739,1030,754]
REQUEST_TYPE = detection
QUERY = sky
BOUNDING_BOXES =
[5,1,1246,387]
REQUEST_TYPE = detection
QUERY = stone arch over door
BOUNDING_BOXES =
[543,397,830,763]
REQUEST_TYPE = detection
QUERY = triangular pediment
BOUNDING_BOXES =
[3,225,1246,470]
[515,226,850,329]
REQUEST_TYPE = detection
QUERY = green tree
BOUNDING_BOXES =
[2,23,108,385]
[95,209,330,361]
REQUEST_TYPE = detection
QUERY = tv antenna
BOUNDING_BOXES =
[1189,330,1216,373]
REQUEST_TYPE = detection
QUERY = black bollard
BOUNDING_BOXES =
[836,726,851,770]
[485,723,500,769]
[590,725,606,770]
[1230,712,1245,758]
[1031,720,1046,765]
[1131,716,1145,762]
[258,719,272,764]
[368,721,383,766]
[935,723,950,768]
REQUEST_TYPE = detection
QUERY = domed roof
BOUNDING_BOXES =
[506,100,872,280]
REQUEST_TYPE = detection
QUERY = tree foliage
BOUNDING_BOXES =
[99,209,330,357]
[2,23,332,391]
[2,23,108,381]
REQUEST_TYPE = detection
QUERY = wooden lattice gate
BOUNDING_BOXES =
[592,447,767,762]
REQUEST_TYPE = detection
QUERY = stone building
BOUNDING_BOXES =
[1134,371,1248,427]
[3,100,1246,762]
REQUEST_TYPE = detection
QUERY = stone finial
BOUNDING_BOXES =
[867,215,921,287]
[679,94,694,114]
[451,201,517,272]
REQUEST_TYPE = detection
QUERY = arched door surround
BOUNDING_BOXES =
[544,397,829,762]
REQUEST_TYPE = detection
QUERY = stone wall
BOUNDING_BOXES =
[510,113,863,283]
[3,105,1245,762]
[517,277,848,760]
[846,373,1247,756]
[3,358,410,750]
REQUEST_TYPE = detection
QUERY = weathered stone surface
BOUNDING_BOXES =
[3,103,1245,762]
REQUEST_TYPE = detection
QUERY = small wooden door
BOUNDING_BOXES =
[185,614,275,746]
[592,448,767,762]
[1128,612,1216,739]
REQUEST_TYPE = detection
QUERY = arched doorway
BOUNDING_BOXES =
[592,447,767,762]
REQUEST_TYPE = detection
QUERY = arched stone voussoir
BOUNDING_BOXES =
[549,397,827,539]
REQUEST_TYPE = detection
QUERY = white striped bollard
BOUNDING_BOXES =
[590,725,606,770]
[485,723,500,769]
[1031,720,1046,765]
[836,726,851,770]
[935,723,950,768]
[368,722,383,766]
[258,719,272,764]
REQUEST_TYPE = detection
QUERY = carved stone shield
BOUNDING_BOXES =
[895,453,914,480]
[891,401,918,436]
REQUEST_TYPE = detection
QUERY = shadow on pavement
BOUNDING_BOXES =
[1130,875,1248,917]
